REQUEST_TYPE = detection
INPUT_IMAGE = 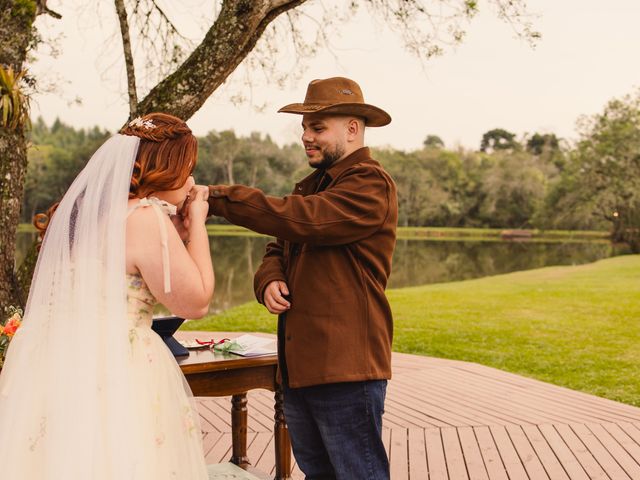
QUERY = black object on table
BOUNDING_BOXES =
[151,316,189,357]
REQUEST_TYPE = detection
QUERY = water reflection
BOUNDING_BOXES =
[15,233,616,314]
[389,238,613,288]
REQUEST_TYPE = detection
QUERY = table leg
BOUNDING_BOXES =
[274,386,291,480]
[230,393,250,468]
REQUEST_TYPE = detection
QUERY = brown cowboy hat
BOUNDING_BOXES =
[278,77,391,127]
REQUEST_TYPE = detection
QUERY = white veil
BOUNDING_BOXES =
[0,134,145,478]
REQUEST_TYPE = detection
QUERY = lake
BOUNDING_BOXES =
[16,232,618,314]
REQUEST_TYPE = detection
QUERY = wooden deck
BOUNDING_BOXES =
[196,350,640,479]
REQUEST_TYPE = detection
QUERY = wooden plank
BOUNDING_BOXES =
[537,424,589,480]
[383,394,464,428]
[246,431,271,472]
[197,399,233,432]
[520,424,570,480]
[473,426,508,480]
[425,428,449,480]
[246,391,282,432]
[387,379,491,427]
[206,432,233,464]
[587,423,640,478]
[455,364,640,422]
[554,424,608,480]
[457,426,489,480]
[603,422,640,465]
[618,422,640,447]
[402,368,582,426]
[442,427,469,480]
[389,428,409,480]
[506,424,550,479]
[389,376,524,427]
[408,428,428,480]
[202,431,223,458]
[570,423,631,479]
[489,425,528,480]
[419,368,617,425]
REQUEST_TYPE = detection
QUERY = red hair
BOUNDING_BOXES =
[120,112,197,199]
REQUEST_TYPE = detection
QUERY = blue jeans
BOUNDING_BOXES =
[283,380,389,480]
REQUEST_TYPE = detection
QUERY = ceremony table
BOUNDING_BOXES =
[176,331,291,480]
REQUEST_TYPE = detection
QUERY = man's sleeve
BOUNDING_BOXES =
[208,164,392,245]
[253,238,286,305]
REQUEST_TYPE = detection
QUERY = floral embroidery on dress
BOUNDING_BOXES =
[28,416,47,452]
[183,405,197,436]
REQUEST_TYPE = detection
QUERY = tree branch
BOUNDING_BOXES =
[114,0,138,118]
[36,0,62,19]
[135,0,307,120]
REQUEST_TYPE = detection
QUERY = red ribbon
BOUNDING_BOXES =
[195,338,230,347]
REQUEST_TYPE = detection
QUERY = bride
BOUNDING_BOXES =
[0,113,214,479]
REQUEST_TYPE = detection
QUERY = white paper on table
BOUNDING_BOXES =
[228,334,277,357]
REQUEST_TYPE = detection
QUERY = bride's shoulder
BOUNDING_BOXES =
[126,200,171,234]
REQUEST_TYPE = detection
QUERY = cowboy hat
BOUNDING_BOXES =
[278,77,391,127]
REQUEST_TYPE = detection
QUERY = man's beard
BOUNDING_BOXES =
[311,144,345,169]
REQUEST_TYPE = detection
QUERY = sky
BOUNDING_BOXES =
[30,0,640,151]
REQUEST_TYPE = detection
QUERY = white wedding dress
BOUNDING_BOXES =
[123,198,209,478]
[0,135,209,479]
[124,272,208,478]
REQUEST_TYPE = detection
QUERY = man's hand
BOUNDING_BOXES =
[263,280,291,314]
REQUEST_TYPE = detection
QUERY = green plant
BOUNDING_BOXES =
[0,65,31,131]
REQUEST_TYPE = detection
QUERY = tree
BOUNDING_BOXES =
[423,134,444,149]
[526,132,559,155]
[477,150,549,227]
[553,90,640,250]
[1,0,539,306]
[480,128,519,153]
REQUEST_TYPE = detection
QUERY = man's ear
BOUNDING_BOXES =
[346,117,364,141]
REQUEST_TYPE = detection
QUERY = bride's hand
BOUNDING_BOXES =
[170,214,190,242]
[184,185,209,231]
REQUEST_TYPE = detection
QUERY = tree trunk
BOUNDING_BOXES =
[114,0,138,118]
[226,155,235,185]
[0,127,29,307]
[0,1,38,308]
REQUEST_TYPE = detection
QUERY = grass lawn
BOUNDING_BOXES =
[186,255,640,406]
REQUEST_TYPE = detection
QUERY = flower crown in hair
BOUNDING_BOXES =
[129,117,156,130]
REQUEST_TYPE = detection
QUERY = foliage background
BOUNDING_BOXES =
[24,88,640,242]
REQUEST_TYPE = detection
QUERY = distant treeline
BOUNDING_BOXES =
[24,90,640,251]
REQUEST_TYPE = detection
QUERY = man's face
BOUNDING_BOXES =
[301,114,348,169]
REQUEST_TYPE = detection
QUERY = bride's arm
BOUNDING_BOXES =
[126,187,214,318]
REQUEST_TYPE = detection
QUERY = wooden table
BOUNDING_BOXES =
[176,332,291,480]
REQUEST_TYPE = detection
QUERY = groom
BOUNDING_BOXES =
[207,77,397,479]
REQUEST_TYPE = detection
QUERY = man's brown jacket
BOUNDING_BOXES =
[208,147,398,388]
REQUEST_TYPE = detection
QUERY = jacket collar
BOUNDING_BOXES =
[296,147,372,194]
[325,147,371,180]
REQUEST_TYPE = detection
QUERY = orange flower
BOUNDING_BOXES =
[3,313,22,337]
[0,324,4,336]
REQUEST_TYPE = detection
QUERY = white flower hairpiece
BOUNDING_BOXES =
[129,117,156,130]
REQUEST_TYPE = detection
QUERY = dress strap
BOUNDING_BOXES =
[127,197,177,293]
